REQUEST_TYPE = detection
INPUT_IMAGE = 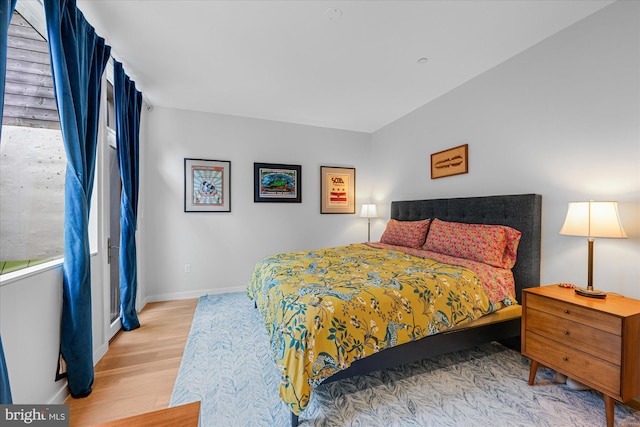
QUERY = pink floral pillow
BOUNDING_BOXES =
[422,218,522,269]
[380,219,431,249]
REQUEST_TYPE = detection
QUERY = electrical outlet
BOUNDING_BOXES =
[184,264,191,273]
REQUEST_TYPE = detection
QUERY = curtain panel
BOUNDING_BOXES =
[0,0,18,405]
[0,337,11,404]
[114,60,142,331]
[44,0,110,397]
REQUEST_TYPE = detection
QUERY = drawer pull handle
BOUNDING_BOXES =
[562,356,568,362]
[564,310,570,314]
[564,331,569,335]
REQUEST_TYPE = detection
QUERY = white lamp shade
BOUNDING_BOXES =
[360,204,378,218]
[559,201,628,238]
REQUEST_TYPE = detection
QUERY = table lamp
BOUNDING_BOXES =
[559,201,627,298]
[360,204,378,242]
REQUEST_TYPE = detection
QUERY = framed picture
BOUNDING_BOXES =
[184,158,231,212]
[320,166,355,214]
[430,144,468,179]
[254,163,301,203]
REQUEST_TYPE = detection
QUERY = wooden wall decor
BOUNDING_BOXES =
[430,144,468,179]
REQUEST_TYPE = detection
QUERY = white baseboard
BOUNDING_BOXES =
[52,341,108,406]
[93,341,109,365]
[49,382,69,405]
[141,285,246,307]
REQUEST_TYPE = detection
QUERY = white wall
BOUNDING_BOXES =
[370,1,640,298]
[1,0,637,409]
[139,109,372,301]
[0,254,105,404]
[0,266,64,403]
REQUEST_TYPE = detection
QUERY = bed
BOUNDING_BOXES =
[247,193,542,426]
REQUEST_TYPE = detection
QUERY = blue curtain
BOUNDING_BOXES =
[44,0,110,398]
[0,337,11,404]
[113,60,142,331]
[0,0,18,405]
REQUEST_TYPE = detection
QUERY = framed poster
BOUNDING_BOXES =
[320,166,355,214]
[184,158,231,212]
[430,144,468,179]
[254,163,301,203]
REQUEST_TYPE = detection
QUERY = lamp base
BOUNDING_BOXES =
[574,287,607,298]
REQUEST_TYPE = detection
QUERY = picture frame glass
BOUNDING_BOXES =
[184,158,231,212]
[254,163,301,203]
[321,166,355,214]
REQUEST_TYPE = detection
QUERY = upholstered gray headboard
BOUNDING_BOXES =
[391,194,542,303]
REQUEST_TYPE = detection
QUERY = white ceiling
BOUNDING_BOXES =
[76,0,613,133]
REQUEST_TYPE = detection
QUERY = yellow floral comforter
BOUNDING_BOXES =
[247,244,498,415]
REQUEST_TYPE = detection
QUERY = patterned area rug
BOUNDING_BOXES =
[170,293,640,426]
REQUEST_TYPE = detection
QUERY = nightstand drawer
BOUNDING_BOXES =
[525,308,621,365]
[526,293,621,335]
[526,332,621,396]
[524,285,640,427]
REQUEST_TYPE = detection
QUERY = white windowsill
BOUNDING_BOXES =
[0,251,98,287]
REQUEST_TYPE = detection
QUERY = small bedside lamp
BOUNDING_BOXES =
[559,201,628,298]
[360,204,378,242]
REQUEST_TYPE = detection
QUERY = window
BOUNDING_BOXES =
[1,4,64,275]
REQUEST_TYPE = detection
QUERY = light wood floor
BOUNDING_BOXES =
[65,299,198,427]
[63,297,640,426]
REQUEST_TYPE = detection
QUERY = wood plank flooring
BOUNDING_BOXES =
[65,299,198,427]
[91,401,201,427]
[63,297,640,425]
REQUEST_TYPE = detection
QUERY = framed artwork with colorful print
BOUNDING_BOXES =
[184,158,231,212]
[254,162,301,203]
[320,166,355,214]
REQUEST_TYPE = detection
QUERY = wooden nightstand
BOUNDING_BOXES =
[522,285,640,427]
